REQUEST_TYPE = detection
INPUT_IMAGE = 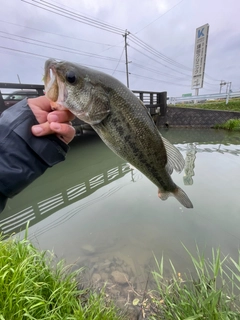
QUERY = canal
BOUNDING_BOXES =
[0,128,239,290]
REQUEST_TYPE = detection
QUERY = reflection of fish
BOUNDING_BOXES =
[44,59,193,208]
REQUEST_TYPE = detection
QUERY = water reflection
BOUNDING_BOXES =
[183,143,196,185]
[180,140,240,185]
[0,139,131,235]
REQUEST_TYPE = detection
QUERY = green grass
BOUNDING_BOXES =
[150,246,240,320]
[1,230,240,320]
[172,98,240,112]
[214,119,240,131]
[0,231,122,320]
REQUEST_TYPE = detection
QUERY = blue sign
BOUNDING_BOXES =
[198,28,204,38]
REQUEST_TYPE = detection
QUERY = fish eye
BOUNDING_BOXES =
[66,71,76,84]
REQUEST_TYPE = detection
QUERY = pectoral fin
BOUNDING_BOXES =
[162,136,185,174]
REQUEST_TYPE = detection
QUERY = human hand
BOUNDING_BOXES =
[28,96,76,144]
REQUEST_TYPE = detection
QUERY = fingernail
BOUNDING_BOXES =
[48,114,59,122]
[32,126,43,134]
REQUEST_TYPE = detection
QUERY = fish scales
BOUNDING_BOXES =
[93,88,172,191]
[44,59,193,208]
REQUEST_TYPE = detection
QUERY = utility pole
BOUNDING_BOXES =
[123,30,130,88]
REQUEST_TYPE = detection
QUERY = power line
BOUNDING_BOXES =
[130,42,220,85]
[134,0,185,34]
[131,62,191,81]
[0,45,126,74]
[131,56,220,88]
[0,19,118,48]
[22,0,220,84]
[204,73,221,82]
[41,0,124,33]
[0,44,221,93]
[0,34,220,90]
[0,31,123,63]
[129,35,221,83]
[129,34,192,72]
[22,0,124,35]
[112,45,125,76]
[130,72,190,87]
[130,45,192,78]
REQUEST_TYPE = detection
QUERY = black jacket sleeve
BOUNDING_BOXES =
[0,98,69,213]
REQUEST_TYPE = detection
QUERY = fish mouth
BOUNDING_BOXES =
[44,59,68,110]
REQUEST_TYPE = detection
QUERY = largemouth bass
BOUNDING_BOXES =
[44,59,193,208]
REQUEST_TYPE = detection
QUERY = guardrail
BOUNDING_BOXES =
[169,91,240,105]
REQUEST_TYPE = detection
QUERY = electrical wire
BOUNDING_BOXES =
[129,36,221,83]
[22,0,124,35]
[0,45,126,74]
[130,72,190,87]
[40,0,123,33]
[129,34,192,72]
[134,0,185,34]
[130,45,220,86]
[131,61,219,91]
[0,31,123,63]
[41,0,124,31]
[22,0,220,84]
[0,19,118,48]
[0,45,225,93]
[112,46,125,76]
[131,62,191,80]
[130,45,193,78]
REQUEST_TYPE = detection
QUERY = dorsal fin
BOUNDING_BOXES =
[162,136,185,174]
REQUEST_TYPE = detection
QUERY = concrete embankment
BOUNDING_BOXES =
[156,106,240,128]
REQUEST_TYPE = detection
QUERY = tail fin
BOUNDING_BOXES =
[173,187,193,208]
[158,187,193,208]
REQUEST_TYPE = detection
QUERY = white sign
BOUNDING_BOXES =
[192,24,209,89]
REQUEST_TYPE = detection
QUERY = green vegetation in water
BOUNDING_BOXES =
[214,119,240,131]
[1,231,240,320]
[150,246,240,320]
[0,231,122,320]
[172,98,240,112]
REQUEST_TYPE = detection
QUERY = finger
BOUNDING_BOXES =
[50,122,76,144]
[48,110,75,123]
[31,122,53,136]
[32,122,75,144]
[28,96,52,113]
[28,96,52,123]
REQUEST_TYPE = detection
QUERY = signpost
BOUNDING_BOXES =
[192,24,209,95]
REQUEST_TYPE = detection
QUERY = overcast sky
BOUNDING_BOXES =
[1,0,240,96]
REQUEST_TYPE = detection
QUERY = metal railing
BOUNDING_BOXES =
[0,83,167,117]
[133,90,162,105]
[0,84,165,106]
[169,91,240,105]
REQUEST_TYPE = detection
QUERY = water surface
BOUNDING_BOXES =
[1,128,240,287]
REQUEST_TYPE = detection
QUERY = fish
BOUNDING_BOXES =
[44,59,193,208]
